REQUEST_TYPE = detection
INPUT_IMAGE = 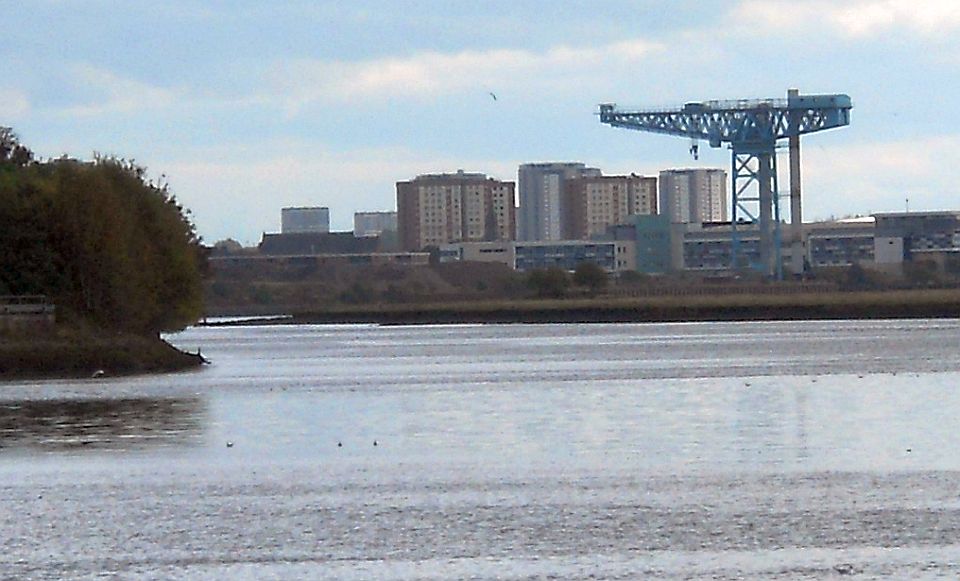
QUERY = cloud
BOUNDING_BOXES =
[160,142,520,243]
[730,0,960,38]
[0,88,31,119]
[800,134,960,219]
[266,39,663,111]
[59,64,180,117]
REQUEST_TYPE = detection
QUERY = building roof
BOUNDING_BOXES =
[259,232,380,255]
[873,211,960,218]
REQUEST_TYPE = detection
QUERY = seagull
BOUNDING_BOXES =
[488,92,497,101]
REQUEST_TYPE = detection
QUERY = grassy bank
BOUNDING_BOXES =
[0,327,205,381]
[281,289,960,325]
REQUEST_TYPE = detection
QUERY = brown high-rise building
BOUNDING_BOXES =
[397,171,516,251]
[562,174,657,239]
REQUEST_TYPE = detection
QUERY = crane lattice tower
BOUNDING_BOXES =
[599,89,852,278]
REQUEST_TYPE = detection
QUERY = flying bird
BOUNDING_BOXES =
[489,92,497,101]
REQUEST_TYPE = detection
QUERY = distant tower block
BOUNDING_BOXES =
[281,207,330,234]
[354,211,397,237]
[396,171,516,251]
[518,163,600,241]
[659,169,727,225]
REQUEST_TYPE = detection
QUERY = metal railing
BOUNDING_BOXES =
[0,295,56,315]
[602,98,789,115]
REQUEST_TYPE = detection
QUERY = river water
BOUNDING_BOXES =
[2,320,960,579]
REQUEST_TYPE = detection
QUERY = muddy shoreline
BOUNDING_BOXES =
[0,331,206,381]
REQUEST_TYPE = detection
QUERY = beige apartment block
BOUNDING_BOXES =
[562,174,657,239]
[659,168,727,224]
[397,171,516,251]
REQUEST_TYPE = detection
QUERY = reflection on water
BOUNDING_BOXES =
[1,320,960,579]
[0,397,205,452]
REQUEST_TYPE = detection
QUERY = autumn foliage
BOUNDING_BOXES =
[0,129,204,334]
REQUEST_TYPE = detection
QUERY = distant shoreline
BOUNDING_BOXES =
[204,289,960,327]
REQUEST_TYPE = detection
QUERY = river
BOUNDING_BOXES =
[2,320,960,579]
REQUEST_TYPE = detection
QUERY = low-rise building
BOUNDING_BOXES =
[680,223,761,272]
[515,240,635,273]
[439,241,516,268]
[259,232,380,255]
[806,219,875,268]
[678,220,878,273]
[874,211,960,260]
[439,240,635,273]
[606,214,675,274]
[210,252,430,274]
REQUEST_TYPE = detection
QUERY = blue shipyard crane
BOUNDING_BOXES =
[599,90,852,278]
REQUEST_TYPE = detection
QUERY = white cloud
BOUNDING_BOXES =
[800,135,960,219]
[59,64,180,117]
[160,143,520,243]
[731,0,960,38]
[0,88,31,119]
[266,39,663,111]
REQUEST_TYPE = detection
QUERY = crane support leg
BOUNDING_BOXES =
[788,133,803,275]
[731,147,781,278]
[788,88,805,276]
[758,151,775,277]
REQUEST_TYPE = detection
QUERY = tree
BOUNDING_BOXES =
[843,263,871,290]
[213,238,243,255]
[527,267,570,299]
[0,127,34,167]
[0,138,204,334]
[573,262,608,295]
[424,245,442,266]
[617,270,648,285]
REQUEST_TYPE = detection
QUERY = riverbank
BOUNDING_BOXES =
[246,288,960,326]
[0,327,206,381]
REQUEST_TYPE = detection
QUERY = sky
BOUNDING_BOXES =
[3,0,960,245]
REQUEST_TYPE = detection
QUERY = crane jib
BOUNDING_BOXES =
[597,94,851,148]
